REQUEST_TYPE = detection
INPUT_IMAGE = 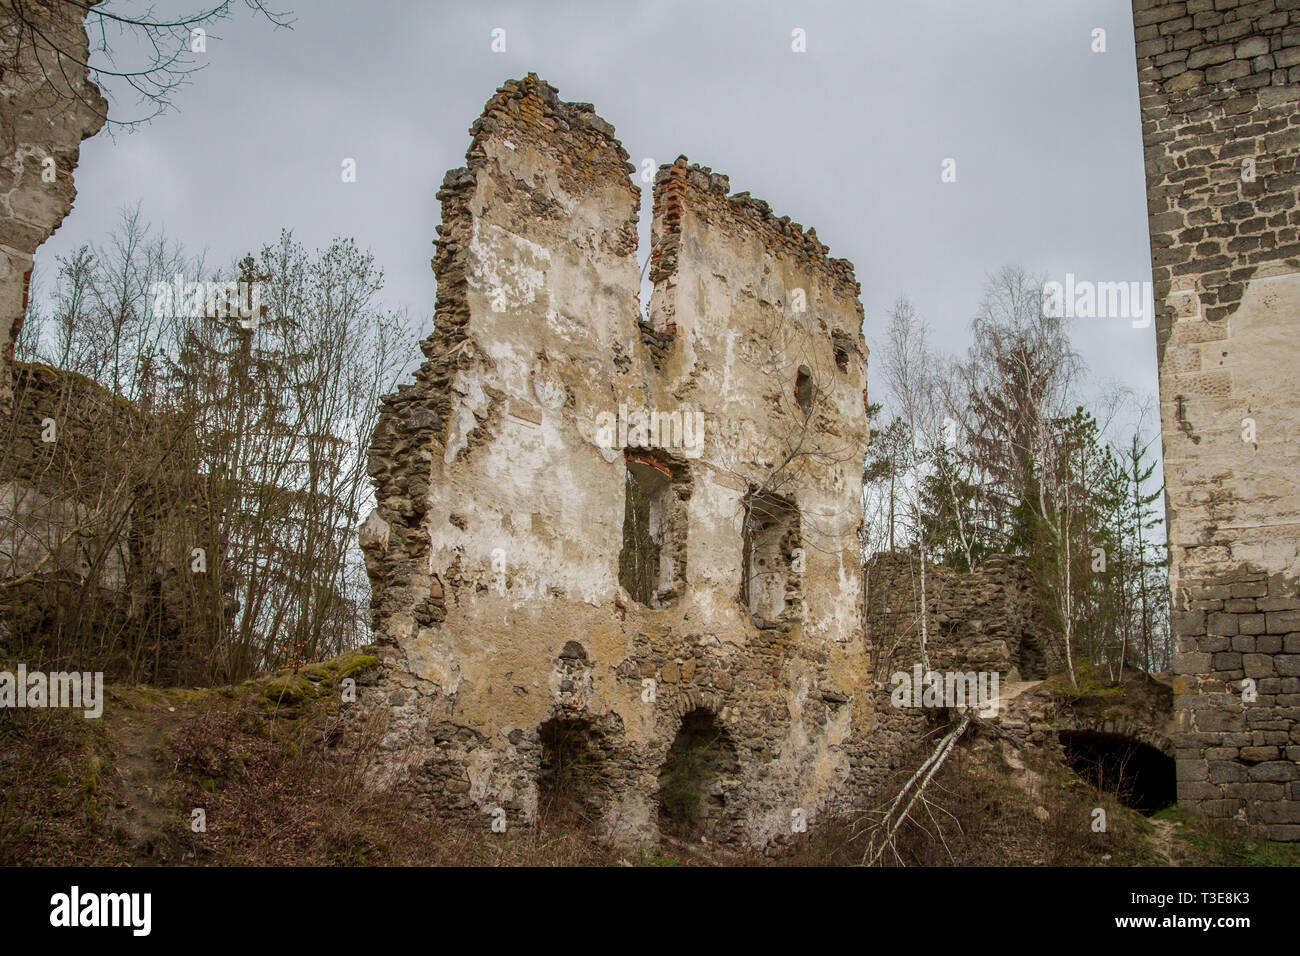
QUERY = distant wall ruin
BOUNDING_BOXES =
[1133,0,1300,839]
[362,74,887,849]
[1,363,227,683]
[864,551,1060,684]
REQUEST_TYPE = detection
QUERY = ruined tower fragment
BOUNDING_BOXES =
[1133,0,1300,839]
[0,2,107,414]
[363,74,887,848]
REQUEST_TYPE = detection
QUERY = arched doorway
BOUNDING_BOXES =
[536,716,616,831]
[1058,729,1176,815]
[657,708,740,841]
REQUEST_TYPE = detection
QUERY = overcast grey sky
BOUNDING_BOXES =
[41,0,1156,424]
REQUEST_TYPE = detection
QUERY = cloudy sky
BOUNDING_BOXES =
[42,0,1157,426]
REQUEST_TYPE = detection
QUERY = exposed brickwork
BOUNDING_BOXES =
[1133,0,1300,840]
[653,158,861,301]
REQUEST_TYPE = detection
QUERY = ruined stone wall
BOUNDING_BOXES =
[362,74,884,850]
[1,363,142,591]
[1133,0,1300,839]
[1,363,225,682]
[0,1,106,414]
[863,551,1059,683]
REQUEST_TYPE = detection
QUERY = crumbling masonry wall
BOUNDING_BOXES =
[362,75,882,849]
[0,1,106,414]
[1133,0,1300,839]
[863,551,1060,684]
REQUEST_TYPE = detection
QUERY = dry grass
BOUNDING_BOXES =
[0,662,643,867]
[166,703,639,866]
[783,727,1157,867]
[0,705,134,865]
[0,668,1284,868]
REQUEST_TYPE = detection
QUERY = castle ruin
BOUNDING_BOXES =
[3,1,1298,851]
[0,0,105,416]
[360,74,898,848]
[1133,0,1300,841]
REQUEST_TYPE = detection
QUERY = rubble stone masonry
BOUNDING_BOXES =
[1133,0,1300,839]
[361,74,890,849]
[864,551,1061,684]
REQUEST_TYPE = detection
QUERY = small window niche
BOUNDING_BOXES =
[739,490,802,627]
[832,333,853,374]
[619,450,691,607]
[795,366,815,414]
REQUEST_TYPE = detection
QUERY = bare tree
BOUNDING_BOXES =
[877,295,942,671]
[957,267,1087,685]
[31,204,200,394]
[5,210,417,684]
[864,268,1170,689]
[0,0,294,129]
[165,231,417,677]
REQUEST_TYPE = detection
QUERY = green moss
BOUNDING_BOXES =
[108,684,226,713]
[14,361,143,415]
[255,651,381,714]
[1048,659,1127,699]
[1151,804,1194,824]
[80,753,116,795]
[78,754,113,830]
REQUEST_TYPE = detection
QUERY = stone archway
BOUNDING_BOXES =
[656,706,741,843]
[1056,714,1176,761]
[1058,729,1176,816]
[535,712,623,832]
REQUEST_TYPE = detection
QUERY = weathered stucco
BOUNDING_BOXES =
[361,75,887,849]
[1133,0,1300,839]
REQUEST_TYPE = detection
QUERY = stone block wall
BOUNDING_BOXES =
[1133,0,1300,839]
[361,74,885,850]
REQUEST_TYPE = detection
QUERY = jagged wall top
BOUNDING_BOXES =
[652,155,862,310]
[456,73,638,203]
[445,75,863,319]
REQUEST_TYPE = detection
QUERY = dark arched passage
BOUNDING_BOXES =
[1059,729,1176,815]
[657,708,740,841]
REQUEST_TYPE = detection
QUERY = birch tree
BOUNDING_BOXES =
[878,296,942,671]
